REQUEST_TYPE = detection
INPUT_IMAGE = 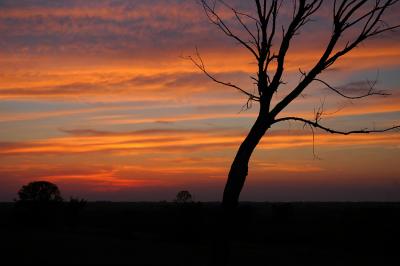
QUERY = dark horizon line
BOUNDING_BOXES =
[2,200,400,204]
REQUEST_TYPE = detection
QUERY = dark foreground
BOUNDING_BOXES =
[1,202,399,265]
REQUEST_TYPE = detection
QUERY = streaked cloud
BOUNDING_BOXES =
[1,128,399,156]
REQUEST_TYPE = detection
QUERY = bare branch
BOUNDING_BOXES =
[220,0,261,52]
[238,97,254,113]
[269,0,323,92]
[326,0,400,68]
[273,116,400,135]
[313,78,390,99]
[270,0,399,118]
[307,123,321,160]
[200,0,260,59]
[256,0,279,95]
[263,1,279,77]
[184,48,260,101]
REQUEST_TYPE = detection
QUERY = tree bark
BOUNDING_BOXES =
[222,105,271,209]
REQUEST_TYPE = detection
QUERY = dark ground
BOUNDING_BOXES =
[0,202,399,265]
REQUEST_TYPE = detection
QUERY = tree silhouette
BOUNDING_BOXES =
[15,181,64,225]
[174,190,193,203]
[17,181,63,203]
[190,0,400,209]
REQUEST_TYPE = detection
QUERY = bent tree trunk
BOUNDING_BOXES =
[222,110,271,209]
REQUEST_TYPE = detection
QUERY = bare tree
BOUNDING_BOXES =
[189,0,400,209]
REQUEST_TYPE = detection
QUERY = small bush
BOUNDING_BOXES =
[174,190,193,203]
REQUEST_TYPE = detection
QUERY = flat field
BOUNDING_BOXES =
[1,202,399,265]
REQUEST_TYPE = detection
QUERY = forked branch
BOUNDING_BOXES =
[271,0,400,117]
[200,0,260,59]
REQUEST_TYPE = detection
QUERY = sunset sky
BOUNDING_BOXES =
[1,0,400,201]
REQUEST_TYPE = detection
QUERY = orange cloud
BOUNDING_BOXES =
[253,161,324,173]
[1,128,398,156]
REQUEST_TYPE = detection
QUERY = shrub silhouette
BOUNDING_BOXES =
[174,190,193,203]
[17,181,63,203]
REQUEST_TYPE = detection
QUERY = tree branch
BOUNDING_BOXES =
[184,48,260,101]
[269,0,323,92]
[326,0,400,68]
[273,116,400,135]
[270,0,399,118]
[200,0,260,59]
[220,0,261,52]
[313,78,390,99]
[255,0,279,95]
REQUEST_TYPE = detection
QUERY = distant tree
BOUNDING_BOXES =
[174,190,193,203]
[17,181,63,203]
[15,181,64,225]
[190,0,400,209]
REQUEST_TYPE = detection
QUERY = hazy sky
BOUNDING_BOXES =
[1,0,400,201]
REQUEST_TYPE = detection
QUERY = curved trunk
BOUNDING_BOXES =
[222,109,271,209]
